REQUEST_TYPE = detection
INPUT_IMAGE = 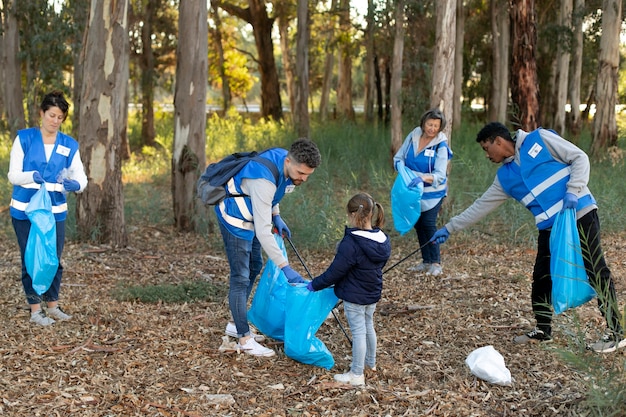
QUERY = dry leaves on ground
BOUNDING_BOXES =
[1,226,625,416]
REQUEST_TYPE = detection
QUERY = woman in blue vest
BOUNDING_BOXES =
[7,91,88,326]
[431,122,624,353]
[393,108,452,276]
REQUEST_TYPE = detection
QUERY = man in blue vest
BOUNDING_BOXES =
[431,122,624,353]
[216,139,321,357]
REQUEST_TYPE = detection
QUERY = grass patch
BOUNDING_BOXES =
[111,280,228,304]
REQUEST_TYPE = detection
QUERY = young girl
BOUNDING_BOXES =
[307,193,391,386]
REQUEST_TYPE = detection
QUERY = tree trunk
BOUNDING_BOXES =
[294,0,309,137]
[140,0,157,149]
[276,0,295,118]
[2,0,25,138]
[554,0,572,134]
[591,0,621,156]
[71,0,89,139]
[431,0,456,140]
[173,0,208,232]
[568,0,585,135]
[490,0,510,122]
[452,0,464,131]
[336,0,354,120]
[363,0,376,122]
[76,0,130,246]
[510,0,539,131]
[390,0,405,156]
[319,0,337,121]
[210,2,232,112]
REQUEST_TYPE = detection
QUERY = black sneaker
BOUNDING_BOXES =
[587,331,626,353]
[513,327,553,344]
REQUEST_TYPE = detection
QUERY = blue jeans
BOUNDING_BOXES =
[414,198,444,264]
[343,301,377,376]
[218,221,263,338]
[12,218,65,305]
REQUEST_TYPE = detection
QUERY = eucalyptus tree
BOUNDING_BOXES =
[1,0,25,138]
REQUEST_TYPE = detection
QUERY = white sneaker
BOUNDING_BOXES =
[427,263,443,276]
[47,306,72,321]
[236,337,275,357]
[30,310,55,326]
[408,263,430,272]
[334,371,365,386]
[225,322,266,342]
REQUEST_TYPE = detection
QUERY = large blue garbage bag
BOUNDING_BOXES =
[248,234,338,368]
[24,184,59,295]
[284,284,338,370]
[550,208,596,314]
[391,165,423,235]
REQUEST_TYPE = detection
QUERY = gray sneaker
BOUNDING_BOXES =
[427,263,443,276]
[408,263,430,272]
[30,310,55,326]
[513,327,553,344]
[47,306,72,321]
[588,331,626,353]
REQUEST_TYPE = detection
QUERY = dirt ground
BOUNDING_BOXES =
[1,225,625,416]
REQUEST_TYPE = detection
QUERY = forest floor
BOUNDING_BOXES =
[1,224,625,417]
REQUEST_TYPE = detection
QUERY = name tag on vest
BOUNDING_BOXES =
[424,149,435,157]
[528,143,542,158]
[56,145,71,157]
[285,185,295,194]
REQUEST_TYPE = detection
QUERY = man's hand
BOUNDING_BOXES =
[562,192,578,211]
[273,215,291,239]
[32,172,44,184]
[408,176,423,188]
[282,265,305,284]
[430,227,450,245]
[63,179,80,192]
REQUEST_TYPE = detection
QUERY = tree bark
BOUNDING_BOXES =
[210,1,232,112]
[276,0,295,118]
[363,0,376,122]
[76,0,130,246]
[510,0,539,131]
[390,0,405,156]
[173,0,208,232]
[568,0,585,135]
[140,0,157,149]
[452,0,464,131]
[319,0,337,121]
[554,0,572,134]
[490,0,510,122]
[336,0,354,120]
[2,0,25,138]
[591,0,621,156]
[294,0,309,137]
[431,0,456,140]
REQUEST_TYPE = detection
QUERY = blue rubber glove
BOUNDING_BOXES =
[306,282,315,292]
[431,227,450,245]
[273,215,291,239]
[282,265,306,284]
[63,179,80,192]
[562,192,578,211]
[32,172,44,184]
[408,176,423,188]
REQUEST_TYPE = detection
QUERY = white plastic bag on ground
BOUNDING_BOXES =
[465,345,512,386]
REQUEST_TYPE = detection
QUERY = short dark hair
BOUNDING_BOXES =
[420,108,446,131]
[40,90,70,119]
[476,122,513,143]
[288,138,321,168]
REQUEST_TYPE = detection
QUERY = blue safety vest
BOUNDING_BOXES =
[404,141,452,201]
[214,148,291,239]
[10,128,79,221]
[497,130,595,230]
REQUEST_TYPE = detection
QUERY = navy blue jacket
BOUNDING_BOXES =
[310,227,391,305]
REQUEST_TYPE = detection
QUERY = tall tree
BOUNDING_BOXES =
[217,0,283,121]
[294,0,310,137]
[453,0,464,131]
[363,0,376,122]
[275,0,295,117]
[431,0,456,140]
[172,0,208,232]
[76,0,130,246]
[568,0,585,135]
[336,0,354,120]
[2,0,25,138]
[490,0,510,122]
[210,1,232,111]
[319,0,338,121]
[591,0,621,156]
[554,0,573,134]
[510,0,539,130]
[390,0,405,155]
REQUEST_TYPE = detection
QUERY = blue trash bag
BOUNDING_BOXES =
[248,234,290,340]
[24,184,59,295]
[284,284,338,370]
[550,208,596,315]
[391,165,423,235]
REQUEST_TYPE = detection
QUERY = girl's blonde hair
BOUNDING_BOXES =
[346,192,385,230]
